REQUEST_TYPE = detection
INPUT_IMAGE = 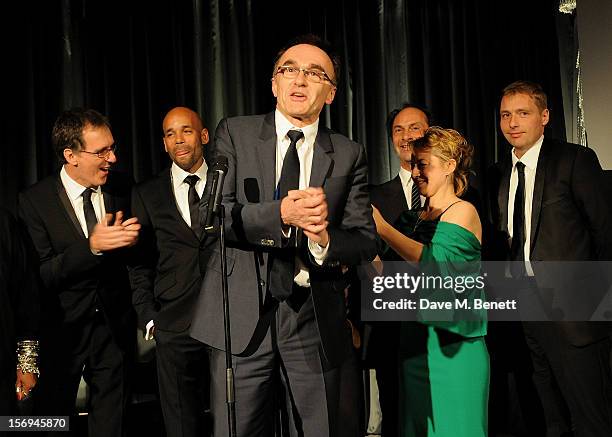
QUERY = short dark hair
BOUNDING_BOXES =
[502,80,548,112]
[272,34,341,86]
[52,108,111,163]
[386,103,432,139]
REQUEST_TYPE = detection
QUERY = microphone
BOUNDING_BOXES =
[204,155,229,233]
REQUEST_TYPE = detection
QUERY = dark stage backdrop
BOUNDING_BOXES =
[2,0,568,213]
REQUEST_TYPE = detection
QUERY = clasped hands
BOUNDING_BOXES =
[280,187,329,247]
[89,211,141,253]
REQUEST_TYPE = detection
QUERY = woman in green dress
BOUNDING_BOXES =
[372,126,489,436]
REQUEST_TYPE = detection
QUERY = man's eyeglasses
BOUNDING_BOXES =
[275,66,336,86]
[79,144,117,159]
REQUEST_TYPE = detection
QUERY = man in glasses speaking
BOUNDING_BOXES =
[190,35,376,436]
[19,108,140,437]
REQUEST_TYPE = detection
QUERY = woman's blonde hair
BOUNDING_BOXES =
[411,126,474,196]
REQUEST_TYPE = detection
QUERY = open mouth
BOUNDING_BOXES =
[400,143,411,150]
[290,92,307,101]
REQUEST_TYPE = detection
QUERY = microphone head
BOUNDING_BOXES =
[211,155,228,173]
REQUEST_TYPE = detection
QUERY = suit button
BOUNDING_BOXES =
[259,279,265,287]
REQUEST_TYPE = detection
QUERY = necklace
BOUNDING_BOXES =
[412,210,428,233]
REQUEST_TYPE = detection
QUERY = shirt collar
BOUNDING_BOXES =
[512,135,544,170]
[274,109,319,146]
[398,166,413,187]
[171,160,208,190]
[60,165,101,201]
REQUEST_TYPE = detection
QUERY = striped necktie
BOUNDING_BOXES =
[410,180,421,210]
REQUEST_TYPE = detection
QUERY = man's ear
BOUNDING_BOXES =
[541,108,550,127]
[200,128,209,145]
[64,148,77,165]
[325,86,336,105]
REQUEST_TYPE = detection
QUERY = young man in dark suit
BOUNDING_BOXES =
[19,108,140,436]
[490,81,612,436]
[129,106,213,437]
[190,35,377,436]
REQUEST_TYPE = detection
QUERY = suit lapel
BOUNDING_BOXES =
[103,186,115,215]
[392,176,409,211]
[163,167,202,240]
[530,140,548,252]
[55,176,86,239]
[498,159,511,234]
[309,127,333,188]
[256,112,278,201]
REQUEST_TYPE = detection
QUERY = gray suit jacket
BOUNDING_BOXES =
[190,112,376,366]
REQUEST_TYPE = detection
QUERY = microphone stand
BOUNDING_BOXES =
[217,205,237,437]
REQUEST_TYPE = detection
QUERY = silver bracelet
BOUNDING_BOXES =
[16,340,40,376]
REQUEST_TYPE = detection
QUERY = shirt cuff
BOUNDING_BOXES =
[145,320,155,340]
[308,236,329,266]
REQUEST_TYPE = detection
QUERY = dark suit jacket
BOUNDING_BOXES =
[489,139,612,344]
[370,175,408,227]
[190,112,377,366]
[18,172,134,351]
[129,167,215,332]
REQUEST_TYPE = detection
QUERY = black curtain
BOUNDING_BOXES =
[2,0,567,212]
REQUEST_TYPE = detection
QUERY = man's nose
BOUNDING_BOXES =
[294,69,307,85]
[509,114,519,128]
[106,149,117,163]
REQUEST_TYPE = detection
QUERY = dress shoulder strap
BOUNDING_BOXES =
[433,200,463,221]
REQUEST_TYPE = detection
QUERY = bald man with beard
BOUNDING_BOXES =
[129,107,215,437]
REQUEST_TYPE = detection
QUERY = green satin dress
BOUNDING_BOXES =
[395,210,489,437]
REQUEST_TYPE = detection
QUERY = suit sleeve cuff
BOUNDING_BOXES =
[308,236,329,266]
[145,320,155,340]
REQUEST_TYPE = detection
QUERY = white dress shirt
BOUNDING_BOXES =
[60,166,106,238]
[507,135,544,275]
[170,161,208,227]
[274,110,328,287]
[398,166,424,209]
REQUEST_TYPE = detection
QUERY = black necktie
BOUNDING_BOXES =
[184,175,200,234]
[410,179,421,210]
[277,130,303,199]
[270,130,304,301]
[82,188,98,237]
[510,162,526,277]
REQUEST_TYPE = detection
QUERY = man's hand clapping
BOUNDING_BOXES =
[89,211,141,253]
